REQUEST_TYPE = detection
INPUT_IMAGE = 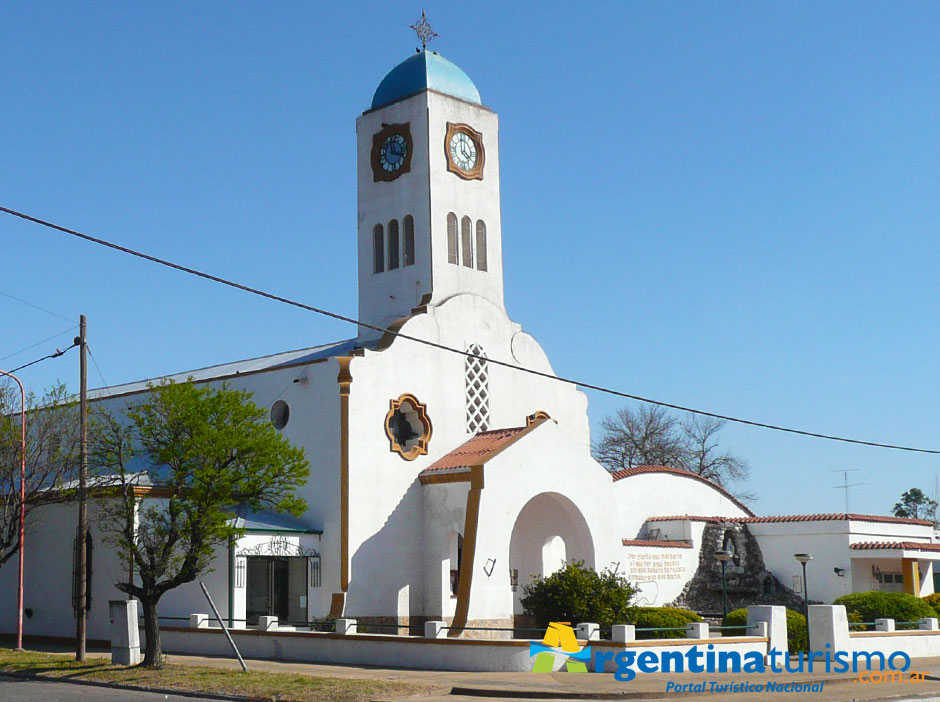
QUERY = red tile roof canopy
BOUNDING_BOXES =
[646,513,934,527]
[610,465,755,517]
[420,415,550,477]
[850,541,940,552]
[621,539,693,549]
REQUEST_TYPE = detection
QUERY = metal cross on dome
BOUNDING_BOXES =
[410,10,439,50]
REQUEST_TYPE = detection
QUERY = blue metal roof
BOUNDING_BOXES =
[371,51,481,110]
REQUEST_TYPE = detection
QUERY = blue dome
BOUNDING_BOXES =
[371,51,482,110]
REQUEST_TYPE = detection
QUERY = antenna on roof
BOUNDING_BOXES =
[832,468,864,512]
[410,9,439,50]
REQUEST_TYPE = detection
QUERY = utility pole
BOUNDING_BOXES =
[75,315,88,661]
[832,469,863,513]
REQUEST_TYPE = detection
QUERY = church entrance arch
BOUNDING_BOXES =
[508,492,595,614]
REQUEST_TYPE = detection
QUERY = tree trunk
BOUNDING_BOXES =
[141,596,163,668]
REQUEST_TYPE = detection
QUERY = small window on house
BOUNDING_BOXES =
[373,224,384,273]
[447,213,458,265]
[475,220,487,271]
[461,216,473,268]
[387,219,400,270]
[271,400,290,430]
[403,215,415,266]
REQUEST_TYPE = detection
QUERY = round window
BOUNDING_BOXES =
[271,400,290,430]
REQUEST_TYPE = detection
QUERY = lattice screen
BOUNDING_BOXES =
[465,343,490,434]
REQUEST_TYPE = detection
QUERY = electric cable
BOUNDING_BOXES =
[3,204,939,455]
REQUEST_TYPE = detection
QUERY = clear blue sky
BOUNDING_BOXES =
[2,2,939,516]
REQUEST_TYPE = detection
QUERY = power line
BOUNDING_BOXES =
[0,325,79,363]
[86,345,109,388]
[0,289,74,323]
[4,203,940,456]
[8,339,79,373]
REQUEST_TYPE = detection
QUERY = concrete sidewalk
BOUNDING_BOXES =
[154,650,940,701]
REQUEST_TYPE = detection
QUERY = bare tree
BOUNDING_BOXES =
[593,405,686,471]
[0,381,80,569]
[593,405,754,501]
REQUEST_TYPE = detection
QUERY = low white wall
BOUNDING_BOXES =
[849,631,940,659]
[157,627,768,673]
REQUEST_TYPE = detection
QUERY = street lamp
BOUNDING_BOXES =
[715,549,732,621]
[795,553,813,651]
[0,370,26,651]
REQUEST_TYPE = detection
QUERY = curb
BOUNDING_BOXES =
[0,670,266,701]
[449,675,864,700]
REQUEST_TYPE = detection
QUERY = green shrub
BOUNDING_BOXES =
[833,591,936,625]
[629,607,702,639]
[521,561,636,629]
[922,593,940,617]
[723,607,807,652]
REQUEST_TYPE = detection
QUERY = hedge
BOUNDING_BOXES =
[922,593,940,618]
[833,591,936,625]
[628,607,702,639]
[723,608,808,652]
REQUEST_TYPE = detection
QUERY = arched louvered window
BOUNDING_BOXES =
[475,220,487,272]
[447,213,458,265]
[388,219,400,270]
[461,216,473,268]
[403,215,415,266]
[373,224,384,273]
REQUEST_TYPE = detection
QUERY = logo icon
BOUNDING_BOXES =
[529,622,592,673]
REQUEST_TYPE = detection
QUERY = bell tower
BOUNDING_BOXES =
[356,41,505,338]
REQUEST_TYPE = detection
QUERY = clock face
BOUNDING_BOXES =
[379,133,408,173]
[449,131,478,172]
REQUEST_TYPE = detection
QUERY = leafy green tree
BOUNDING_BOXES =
[892,488,937,523]
[91,380,309,667]
[521,561,636,629]
[0,381,80,569]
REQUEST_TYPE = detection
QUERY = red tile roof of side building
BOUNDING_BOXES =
[420,415,550,475]
[645,513,934,527]
[849,541,940,551]
[609,465,755,517]
[621,539,693,549]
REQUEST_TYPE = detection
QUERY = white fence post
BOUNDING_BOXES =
[611,624,635,643]
[686,622,709,639]
[809,605,849,654]
[919,618,939,631]
[424,620,446,639]
[189,613,208,629]
[259,616,278,632]
[576,622,600,641]
[336,618,357,635]
[875,618,895,632]
[747,605,787,655]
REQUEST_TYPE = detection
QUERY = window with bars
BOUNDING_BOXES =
[465,343,489,434]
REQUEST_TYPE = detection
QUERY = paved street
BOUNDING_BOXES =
[0,676,220,701]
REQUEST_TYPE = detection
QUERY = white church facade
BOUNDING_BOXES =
[2,48,938,646]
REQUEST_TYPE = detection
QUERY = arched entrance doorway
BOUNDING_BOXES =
[508,492,595,615]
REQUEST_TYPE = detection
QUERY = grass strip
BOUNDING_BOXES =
[0,648,433,702]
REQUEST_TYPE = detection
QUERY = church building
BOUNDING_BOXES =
[1,43,936,646]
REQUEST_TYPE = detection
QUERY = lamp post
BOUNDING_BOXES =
[795,553,813,651]
[0,369,26,651]
[715,549,732,621]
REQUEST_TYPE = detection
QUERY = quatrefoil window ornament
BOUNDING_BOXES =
[385,393,432,460]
